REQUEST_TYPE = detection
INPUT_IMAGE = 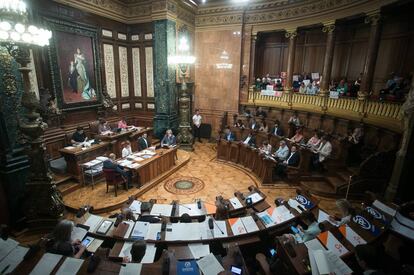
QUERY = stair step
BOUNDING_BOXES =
[58,182,80,196]
[300,181,336,197]
[326,176,346,192]
[52,174,72,185]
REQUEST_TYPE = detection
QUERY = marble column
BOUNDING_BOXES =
[359,13,382,97]
[385,77,414,201]
[320,23,336,95]
[153,19,178,138]
[285,29,297,91]
[249,34,257,84]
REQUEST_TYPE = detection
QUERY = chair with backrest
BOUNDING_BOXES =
[103,168,128,197]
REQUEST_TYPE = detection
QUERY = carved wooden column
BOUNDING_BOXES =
[320,22,336,95]
[359,12,382,98]
[249,34,257,84]
[285,29,297,91]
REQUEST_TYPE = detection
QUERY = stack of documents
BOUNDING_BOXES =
[178,204,205,216]
[258,206,294,226]
[229,216,259,235]
[188,243,210,259]
[165,223,203,241]
[196,253,224,275]
[150,204,173,216]
[84,214,104,232]
[71,226,88,242]
[129,200,142,214]
[130,222,149,240]
[308,249,352,275]
[145,223,162,240]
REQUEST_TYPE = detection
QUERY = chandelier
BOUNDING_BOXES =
[168,36,196,66]
[0,0,52,46]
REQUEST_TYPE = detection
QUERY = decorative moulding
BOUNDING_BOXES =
[122,103,130,109]
[118,32,127,40]
[144,33,153,40]
[102,29,113,37]
[147,103,155,109]
[131,34,140,41]
[135,102,143,108]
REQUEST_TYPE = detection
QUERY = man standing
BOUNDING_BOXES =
[138,133,149,151]
[311,135,332,171]
[192,109,202,142]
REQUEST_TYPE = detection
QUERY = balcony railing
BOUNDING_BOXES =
[246,89,403,132]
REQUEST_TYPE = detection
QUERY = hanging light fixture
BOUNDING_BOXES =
[0,0,52,46]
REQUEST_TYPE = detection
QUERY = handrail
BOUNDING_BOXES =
[246,88,403,132]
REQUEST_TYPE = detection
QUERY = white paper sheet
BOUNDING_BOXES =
[0,238,19,261]
[212,220,228,238]
[120,242,133,258]
[342,225,366,247]
[391,212,414,241]
[305,239,326,251]
[165,223,202,241]
[150,204,173,217]
[123,220,135,239]
[145,224,161,240]
[272,205,294,224]
[188,243,210,259]
[313,249,352,275]
[120,263,142,275]
[55,257,84,275]
[141,244,156,264]
[178,204,205,216]
[308,248,319,275]
[240,216,259,232]
[257,211,276,227]
[0,246,28,274]
[320,231,349,257]
[229,218,247,235]
[373,200,397,217]
[317,209,337,226]
[129,201,142,214]
[288,199,303,213]
[247,193,263,204]
[84,214,104,232]
[71,226,88,242]
[196,253,224,275]
[131,221,149,240]
[30,253,62,275]
[229,197,243,209]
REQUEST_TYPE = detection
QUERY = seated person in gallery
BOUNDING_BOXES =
[272,140,290,161]
[354,244,386,275]
[329,199,355,226]
[271,120,284,136]
[336,78,348,96]
[306,81,319,95]
[103,153,133,188]
[299,82,306,94]
[274,145,300,178]
[117,117,128,129]
[98,119,112,135]
[274,79,283,91]
[122,141,133,158]
[234,119,245,128]
[289,127,304,144]
[122,240,147,263]
[255,106,267,118]
[310,135,332,171]
[297,212,324,242]
[259,140,272,155]
[259,120,268,132]
[241,131,256,147]
[306,130,321,149]
[288,112,301,128]
[255,78,262,90]
[249,117,260,130]
[137,132,150,151]
[45,220,86,258]
[222,127,236,141]
[71,126,88,145]
[161,129,177,147]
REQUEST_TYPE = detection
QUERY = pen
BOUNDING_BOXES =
[1,264,10,274]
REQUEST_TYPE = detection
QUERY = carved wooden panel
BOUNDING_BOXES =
[145,47,154,97]
[132,47,142,97]
[119,46,129,97]
[103,43,117,98]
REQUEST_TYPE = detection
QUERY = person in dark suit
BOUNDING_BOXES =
[274,145,300,179]
[249,117,260,130]
[103,153,133,188]
[242,131,256,147]
[161,129,176,147]
[271,120,284,136]
[223,127,236,141]
[137,132,149,151]
[71,126,88,145]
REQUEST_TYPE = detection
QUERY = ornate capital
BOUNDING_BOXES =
[322,23,335,33]
[252,34,257,41]
[365,12,381,26]
[285,29,297,39]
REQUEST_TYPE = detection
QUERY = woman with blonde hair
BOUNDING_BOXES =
[46,220,86,258]
[330,199,355,226]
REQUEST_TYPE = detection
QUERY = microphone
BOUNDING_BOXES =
[297,205,305,212]
[197,200,202,209]
[176,204,191,210]
[87,254,101,273]
[210,218,224,235]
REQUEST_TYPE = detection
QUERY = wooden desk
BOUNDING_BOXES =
[118,147,177,186]
[59,142,110,181]
[96,127,153,157]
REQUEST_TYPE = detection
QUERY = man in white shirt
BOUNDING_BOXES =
[192,109,202,142]
[311,135,332,171]
[273,140,290,161]
[242,131,256,147]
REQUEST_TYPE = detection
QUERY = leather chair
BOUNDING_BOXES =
[103,169,128,197]
[89,121,100,137]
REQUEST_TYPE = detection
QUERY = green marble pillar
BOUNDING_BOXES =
[153,20,178,138]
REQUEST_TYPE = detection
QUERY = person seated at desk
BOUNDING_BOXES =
[161,129,176,147]
[137,132,149,151]
[98,119,111,135]
[306,130,321,149]
[297,212,323,242]
[274,145,300,178]
[289,128,304,144]
[310,135,332,171]
[118,117,128,129]
[288,112,301,128]
[255,106,267,118]
[71,126,88,145]
[103,153,133,188]
[272,140,290,161]
[234,119,245,128]
[259,120,268,133]
[223,127,236,141]
[329,199,355,226]
[122,240,147,263]
[249,117,260,130]
[271,120,284,136]
[299,82,306,94]
[45,220,86,258]
[122,141,132,158]
[259,140,272,155]
[242,131,256,147]
[355,244,387,275]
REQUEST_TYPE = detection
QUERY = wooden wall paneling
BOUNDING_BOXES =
[346,40,368,81]
[321,116,335,134]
